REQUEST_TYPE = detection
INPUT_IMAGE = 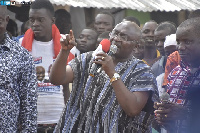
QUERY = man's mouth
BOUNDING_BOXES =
[33,29,41,33]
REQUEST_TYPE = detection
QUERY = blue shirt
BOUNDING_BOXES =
[0,33,37,132]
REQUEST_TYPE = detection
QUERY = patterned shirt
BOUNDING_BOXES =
[168,61,200,105]
[0,33,37,133]
[167,61,200,132]
[54,52,159,133]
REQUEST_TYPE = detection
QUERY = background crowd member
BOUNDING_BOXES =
[154,21,176,57]
[152,22,176,80]
[122,16,140,27]
[20,1,64,132]
[14,20,31,43]
[54,9,72,34]
[141,20,160,66]
[132,38,145,60]
[94,11,115,35]
[154,33,178,97]
[164,34,177,57]
[152,22,176,97]
[21,20,30,35]
[154,17,200,133]
[50,21,159,133]
[0,6,37,132]
[67,28,98,64]
[152,22,176,133]
[6,18,18,37]
[162,9,200,89]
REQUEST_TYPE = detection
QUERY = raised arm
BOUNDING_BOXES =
[50,30,76,85]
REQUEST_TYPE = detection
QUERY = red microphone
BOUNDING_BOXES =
[89,39,111,77]
[101,39,117,55]
[101,39,111,53]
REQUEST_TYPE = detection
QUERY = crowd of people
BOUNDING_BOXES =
[1,0,200,133]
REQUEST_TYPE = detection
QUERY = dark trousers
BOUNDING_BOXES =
[37,124,56,133]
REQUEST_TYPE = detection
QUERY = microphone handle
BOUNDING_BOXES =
[89,63,101,77]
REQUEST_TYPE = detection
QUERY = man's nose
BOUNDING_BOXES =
[32,20,40,26]
[149,31,154,36]
[80,37,87,42]
[99,23,105,29]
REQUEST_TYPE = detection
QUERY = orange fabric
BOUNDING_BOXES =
[162,51,181,86]
[21,24,61,59]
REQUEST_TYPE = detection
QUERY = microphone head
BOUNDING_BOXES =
[100,39,111,53]
[109,45,117,55]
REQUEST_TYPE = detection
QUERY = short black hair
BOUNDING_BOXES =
[54,9,71,23]
[30,0,54,17]
[83,27,98,37]
[178,17,200,36]
[21,20,30,35]
[96,11,115,27]
[54,9,72,34]
[123,16,140,27]
[146,20,157,23]
[155,21,176,34]
[188,9,200,19]
[6,19,18,37]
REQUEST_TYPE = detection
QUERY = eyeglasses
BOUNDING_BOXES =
[109,31,139,44]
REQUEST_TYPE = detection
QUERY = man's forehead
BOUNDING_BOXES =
[81,29,97,36]
[29,8,51,17]
[114,22,141,38]
[143,22,157,29]
[176,26,194,37]
[0,6,7,16]
[155,29,170,37]
[114,22,138,32]
[95,14,112,21]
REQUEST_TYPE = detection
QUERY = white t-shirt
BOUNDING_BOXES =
[24,39,65,124]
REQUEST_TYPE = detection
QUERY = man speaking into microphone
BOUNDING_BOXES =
[50,21,159,132]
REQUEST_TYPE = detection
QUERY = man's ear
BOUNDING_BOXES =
[52,17,55,24]
[6,15,9,23]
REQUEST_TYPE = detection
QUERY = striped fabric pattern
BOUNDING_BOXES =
[55,51,159,133]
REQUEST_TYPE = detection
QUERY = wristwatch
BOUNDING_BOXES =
[110,73,120,84]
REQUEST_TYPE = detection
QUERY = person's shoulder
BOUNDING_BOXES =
[135,58,150,68]
[151,58,160,69]
[9,38,33,59]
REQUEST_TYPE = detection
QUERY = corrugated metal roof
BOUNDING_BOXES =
[15,0,200,12]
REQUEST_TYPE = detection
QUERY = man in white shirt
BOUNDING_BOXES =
[20,1,64,132]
